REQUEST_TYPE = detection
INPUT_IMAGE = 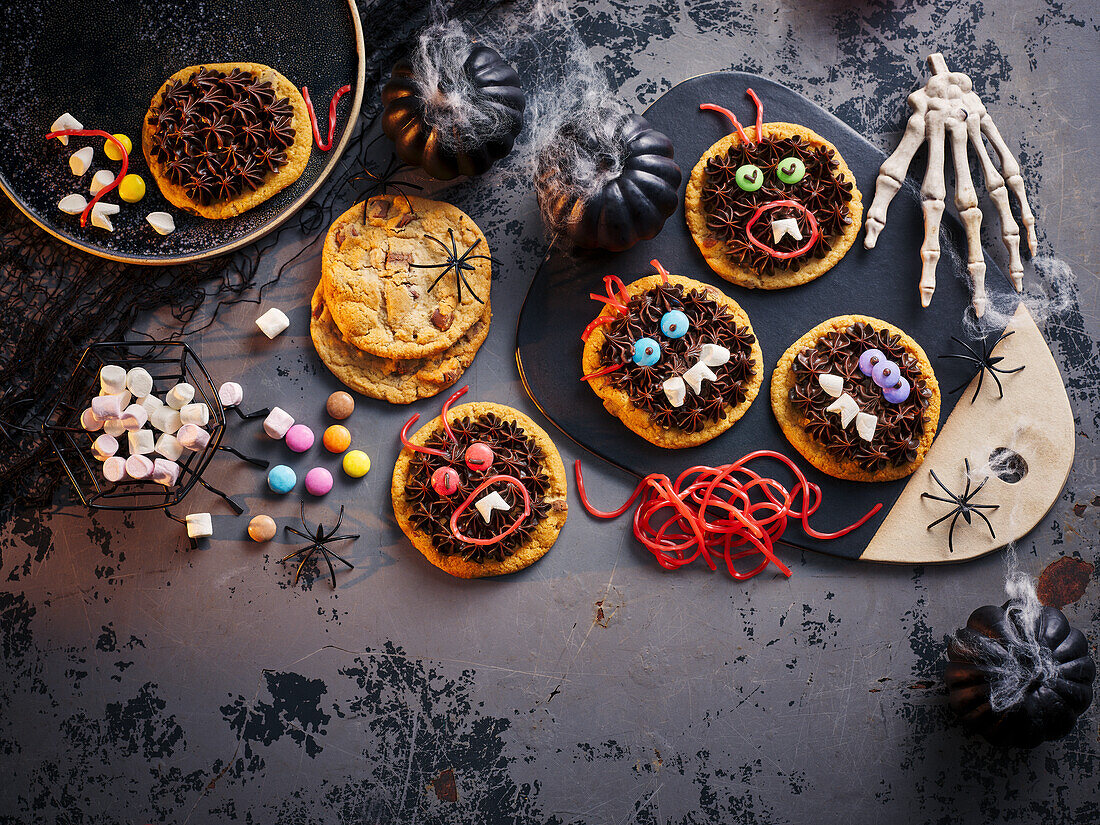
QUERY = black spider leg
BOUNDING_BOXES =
[216,443,269,469]
[350,150,423,217]
[229,404,270,421]
[921,459,999,552]
[281,504,358,588]
[411,230,488,305]
[939,332,1025,402]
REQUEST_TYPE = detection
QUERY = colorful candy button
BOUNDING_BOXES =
[465,441,494,472]
[248,515,277,542]
[432,466,460,495]
[342,450,370,478]
[323,424,351,453]
[660,310,689,339]
[285,424,315,453]
[305,467,333,496]
[858,349,885,376]
[883,376,911,404]
[735,164,763,191]
[776,156,806,184]
[871,359,899,388]
[267,464,296,493]
[103,133,131,161]
[118,173,146,203]
[326,391,354,419]
[633,337,661,366]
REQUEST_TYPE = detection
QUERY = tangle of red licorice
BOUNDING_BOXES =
[574,451,882,580]
[302,84,352,151]
[44,129,128,227]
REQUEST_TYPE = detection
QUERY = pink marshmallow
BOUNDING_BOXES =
[125,454,154,480]
[91,394,123,420]
[176,423,210,451]
[152,458,180,487]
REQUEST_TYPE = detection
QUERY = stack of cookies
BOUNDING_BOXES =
[312,195,492,404]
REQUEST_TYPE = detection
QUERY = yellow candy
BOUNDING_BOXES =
[118,174,146,203]
[323,425,351,453]
[343,450,370,478]
[104,133,132,161]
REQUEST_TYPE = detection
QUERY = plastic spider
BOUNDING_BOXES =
[864,53,1037,317]
[921,458,999,553]
[939,330,1025,402]
[349,151,423,216]
[281,503,359,588]
[411,229,491,305]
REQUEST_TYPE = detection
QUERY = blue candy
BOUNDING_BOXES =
[660,310,689,339]
[267,464,297,494]
[633,337,661,366]
[858,348,885,376]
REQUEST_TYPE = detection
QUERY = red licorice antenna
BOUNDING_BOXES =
[745,88,764,143]
[399,414,447,458]
[581,314,617,343]
[699,103,750,144]
[302,84,352,151]
[449,474,532,546]
[439,385,469,443]
[650,259,671,283]
[44,129,128,226]
[580,362,624,383]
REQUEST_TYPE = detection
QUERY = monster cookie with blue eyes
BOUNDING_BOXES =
[581,260,763,449]
[685,89,863,290]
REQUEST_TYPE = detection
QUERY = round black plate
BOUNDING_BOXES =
[0,0,364,264]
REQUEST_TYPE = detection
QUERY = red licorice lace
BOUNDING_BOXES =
[302,84,352,151]
[575,450,882,580]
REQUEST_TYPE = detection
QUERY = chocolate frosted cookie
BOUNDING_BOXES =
[392,397,568,578]
[685,90,862,290]
[771,315,941,481]
[581,262,763,448]
[142,63,311,218]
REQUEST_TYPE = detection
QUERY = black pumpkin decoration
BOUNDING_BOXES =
[536,113,682,252]
[946,600,1096,748]
[381,45,525,181]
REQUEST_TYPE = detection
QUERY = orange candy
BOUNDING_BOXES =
[323,424,351,453]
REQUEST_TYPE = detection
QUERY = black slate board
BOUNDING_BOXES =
[516,71,1017,560]
[0,0,363,264]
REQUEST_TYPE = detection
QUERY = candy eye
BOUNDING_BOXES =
[735,164,764,192]
[464,442,495,472]
[633,337,661,366]
[858,349,885,376]
[431,467,461,496]
[660,310,689,339]
[776,156,806,184]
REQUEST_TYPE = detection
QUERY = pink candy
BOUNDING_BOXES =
[304,467,333,496]
[285,424,315,453]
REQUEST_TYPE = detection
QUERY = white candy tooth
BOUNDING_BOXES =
[474,491,511,523]
[818,373,844,398]
[662,375,687,407]
[90,169,115,195]
[146,212,176,235]
[50,112,83,144]
[699,343,730,368]
[59,194,87,214]
[771,217,803,244]
[826,393,860,428]
[69,146,93,176]
[90,201,117,231]
[683,361,717,395]
[855,412,878,442]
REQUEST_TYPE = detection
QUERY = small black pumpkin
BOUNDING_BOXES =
[537,113,682,252]
[946,600,1095,748]
[381,45,525,181]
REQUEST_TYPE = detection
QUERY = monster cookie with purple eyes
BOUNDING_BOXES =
[771,316,941,482]
[581,260,764,449]
[685,89,863,290]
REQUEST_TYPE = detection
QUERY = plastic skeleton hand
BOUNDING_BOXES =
[864,53,1037,317]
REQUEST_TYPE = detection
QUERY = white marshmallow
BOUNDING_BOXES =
[855,412,878,442]
[146,212,176,235]
[179,403,209,427]
[662,375,687,407]
[256,307,290,339]
[475,491,511,523]
[683,362,717,395]
[103,418,126,437]
[128,429,154,455]
[90,201,119,232]
[102,455,126,483]
[140,394,164,414]
[217,382,243,408]
[90,169,115,195]
[59,194,88,214]
[99,365,127,393]
[152,458,180,487]
[166,383,195,410]
[771,217,803,245]
[185,512,213,539]
[80,408,103,431]
[91,394,123,420]
[154,433,183,461]
[120,404,148,431]
[826,393,860,428]
[69,146,93,176]
[149,406,181,434]
[177,423,210,451]
[263,407,294,439]
[818,373,845,398]
[125,367,153,398]
[91,434,118,461]
[699,343,731,368]
[50,112,83,144]
[125,454,154,480]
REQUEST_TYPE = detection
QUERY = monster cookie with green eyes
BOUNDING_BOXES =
[685,89,863,290]
[581,260,764,449]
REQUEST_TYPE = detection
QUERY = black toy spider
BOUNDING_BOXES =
[282,503,359,588]
[411,229,492,305]
[921,459,999,553]
[939,331,1024,403]
[349,150,423,216]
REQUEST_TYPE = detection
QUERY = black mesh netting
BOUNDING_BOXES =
[0,0,506,514]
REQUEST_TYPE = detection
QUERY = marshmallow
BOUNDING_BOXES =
[90,169,114,195]
[90,201,119,232]
[102,455,126,483]
[149,406,181,434]
[140,394,164,414]
[59,194,88,214]
[154,433,183,461]
[683,362,717,395]
[177,423,210,451]
[91,394,123,420]
[80,408,103,431]
[152,458,180,487]
[146,212,176,235]
[99,365,127,394]
[771,217,803,245]
[263,407,294,439]
[69,146,93,176]
[50,112,83,144]
[103,418,126,437]
[818,373,845,398]
[125,454,154,480]
[91,434,118,461]
[120,404,148,431]
[826,393,860,428]
[125,367,154,398]
[179,403,209,427]
[128,428,154,455]
[662,376,687,407]
[475,491,511,523]
[256,307,290,339]
[166,383,195,410]
[217,382,243,408]
[855,412,878,442]
[699,343,731,368]
[185,512,213,539]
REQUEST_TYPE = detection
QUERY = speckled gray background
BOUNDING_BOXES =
[2,1,1098,823]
